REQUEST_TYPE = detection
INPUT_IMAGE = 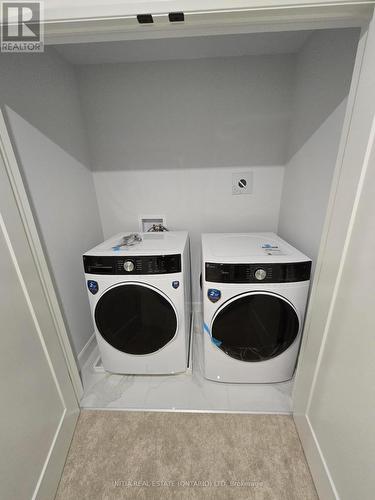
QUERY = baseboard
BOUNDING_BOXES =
[186,311,194,373]
[294,413,338,500]
[34,408,79,500]
[77,332,97,371]
[192,301,202,313]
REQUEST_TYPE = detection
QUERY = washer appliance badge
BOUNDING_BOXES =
[208,289,221,303]
[87,280,99,295]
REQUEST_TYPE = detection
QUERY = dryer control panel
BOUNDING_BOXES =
[84,254,181,275]
[205,261,311,283]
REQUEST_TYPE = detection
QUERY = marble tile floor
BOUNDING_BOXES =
[80,313,293,413]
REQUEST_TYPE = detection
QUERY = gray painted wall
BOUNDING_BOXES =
[287,29,359,160]
[93,166,285,304]
[0,48,89,165]
[0,28,359,363]
[77,54,295,170]
[278,29,359,267]
[77,54,294,302]
[0,48,103,362]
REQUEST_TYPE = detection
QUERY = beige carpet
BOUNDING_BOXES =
[56,410,318,500]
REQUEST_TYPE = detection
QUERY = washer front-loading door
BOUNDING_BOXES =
[211,292,299,362]
[95,283,177,355]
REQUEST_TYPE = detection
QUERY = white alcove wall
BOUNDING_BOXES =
[278,28,359,268]
[0,26,360,369]
[0,49,103,365]
[76,54,295,303]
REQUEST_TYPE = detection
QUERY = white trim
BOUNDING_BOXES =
[292,16,375,500]
[192,301,202,313]
[77,332,97,371]
[78,407,291,415]
[31,409,66,500]
[306,115,375,415]
[92,353,105,373]
[43,1,374,23]
[293,117,375,499]
[33,409,79,500]
[0,212,65,408]
[44,4,373,44]
[0,112,80,500]
[0,110,83,399]
[294,414,338,500]
[187,310,194,373]
[292,23,369,410]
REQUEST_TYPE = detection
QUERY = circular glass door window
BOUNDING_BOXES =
[95,284,177,355]
[211,293,299,362]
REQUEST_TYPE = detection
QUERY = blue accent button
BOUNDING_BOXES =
[87,280,98,295]
[172,281,180,289]
[208,288,221,303]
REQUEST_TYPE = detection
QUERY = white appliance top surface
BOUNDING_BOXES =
[202,232,311,263]
[85,231,188,256]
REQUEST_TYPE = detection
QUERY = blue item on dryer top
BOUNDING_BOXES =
[112,233,142,250]
[208,288,221,302]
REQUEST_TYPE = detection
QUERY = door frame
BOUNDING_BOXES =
[292,12,375,500]
[1,0,372,398]
[1,3,375,496]
[3,2,370,404]
[0,119,80,500]
[0,111,84,399]
[0,0,375,392]
[43,1,374,44]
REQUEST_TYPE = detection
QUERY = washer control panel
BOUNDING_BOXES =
[205,261,311,283]
[84,254,181,275]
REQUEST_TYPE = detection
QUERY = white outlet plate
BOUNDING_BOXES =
[139,215,166,232]
[232,171,253,195]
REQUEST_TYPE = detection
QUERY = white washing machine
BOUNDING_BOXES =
[202,232,311,383]
[83,231,191,374]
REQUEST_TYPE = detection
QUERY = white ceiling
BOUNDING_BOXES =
[54,30,312,65]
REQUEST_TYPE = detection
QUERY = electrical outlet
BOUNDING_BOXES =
[232,172,253,195]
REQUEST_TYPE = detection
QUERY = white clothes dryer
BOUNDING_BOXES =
[202,233,311,383]
[84,231,191,375]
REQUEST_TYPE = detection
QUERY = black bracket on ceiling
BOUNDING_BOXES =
[137,12,185,25]
[168,12,185,23]
[137,14,154,24]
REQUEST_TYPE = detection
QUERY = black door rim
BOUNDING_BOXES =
[210,291,300,363]
[94,282,179,356]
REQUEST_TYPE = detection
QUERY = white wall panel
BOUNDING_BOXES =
[78,54,295,170]
[278,28,359,268]
[0,49,103,361]
[279,101,348,267]
[93,166,284,302]
[0,48,89,166]
[6,110,103,359]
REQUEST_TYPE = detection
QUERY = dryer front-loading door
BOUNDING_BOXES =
[211,292,299,362]
[94,283,177,355]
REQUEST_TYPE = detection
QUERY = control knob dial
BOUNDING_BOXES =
[255,268,267,281]
[123,260,135,272]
